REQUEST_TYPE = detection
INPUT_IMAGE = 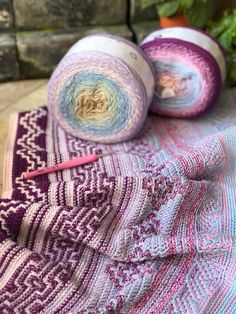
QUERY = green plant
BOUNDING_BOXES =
[208,9,236,85]
[141,0,214,28]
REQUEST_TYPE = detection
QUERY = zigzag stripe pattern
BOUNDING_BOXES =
[0,90,236,312]
[14,108,47,202]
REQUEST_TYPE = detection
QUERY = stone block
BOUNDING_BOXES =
[133,21,159,44]
[13,0,127,30]
[0,34,19,81]
[0,0,13,30]
[17,25,132,78]
[130,0,158,23]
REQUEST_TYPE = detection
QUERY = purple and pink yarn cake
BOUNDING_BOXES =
[141,27,226,118]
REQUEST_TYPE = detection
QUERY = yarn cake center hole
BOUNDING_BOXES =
[74,83,112,122]
[157,74,178,99]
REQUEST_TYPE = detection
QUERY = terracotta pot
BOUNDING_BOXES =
[160,13,189,28]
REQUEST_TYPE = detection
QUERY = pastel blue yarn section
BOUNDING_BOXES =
[58,72,131,137]
[154,60,200,110]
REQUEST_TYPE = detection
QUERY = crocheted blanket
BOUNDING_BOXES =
[1,89,236,313]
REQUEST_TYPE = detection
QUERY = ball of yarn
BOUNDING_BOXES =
[48,34,155,143]
[141,27,226,118]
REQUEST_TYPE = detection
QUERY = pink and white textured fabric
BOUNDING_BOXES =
[0,89,236,313]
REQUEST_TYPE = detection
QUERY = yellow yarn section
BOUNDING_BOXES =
[74,85,114,123]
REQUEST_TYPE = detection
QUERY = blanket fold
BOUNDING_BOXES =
[0,89,236,313]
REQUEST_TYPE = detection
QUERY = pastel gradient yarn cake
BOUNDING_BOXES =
[48,34,155,143]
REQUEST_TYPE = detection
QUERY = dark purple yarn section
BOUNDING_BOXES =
[0,230,7,243]
[4,206,27,241]
[12,107,48,200]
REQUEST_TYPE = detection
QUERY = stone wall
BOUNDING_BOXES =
[14,0,127,30]
[17,25,132,78]
[0,0,19,81]
[0,0,235,81]
[0,0,132,81]
[129,0,159,43]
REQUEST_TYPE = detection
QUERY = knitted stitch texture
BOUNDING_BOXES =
[0,89,236,313]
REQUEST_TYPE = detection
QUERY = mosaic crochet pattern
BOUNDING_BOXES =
[0,89,236,312]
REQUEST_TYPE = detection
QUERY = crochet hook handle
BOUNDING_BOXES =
[22,153,100,180]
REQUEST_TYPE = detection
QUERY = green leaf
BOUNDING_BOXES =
[208,9,236,51]
[185,0,214,28]
[212,16,234,37]
[180,0,195,9]
[141,0,160,9]
[208,9,236,86]
[210,22,229,38]
[156,0,180,17]
[232,36,236,47]
[218,29,233,51]
[227,51,236,85]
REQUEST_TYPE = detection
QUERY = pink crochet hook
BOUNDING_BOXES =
[22,153,106,180]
